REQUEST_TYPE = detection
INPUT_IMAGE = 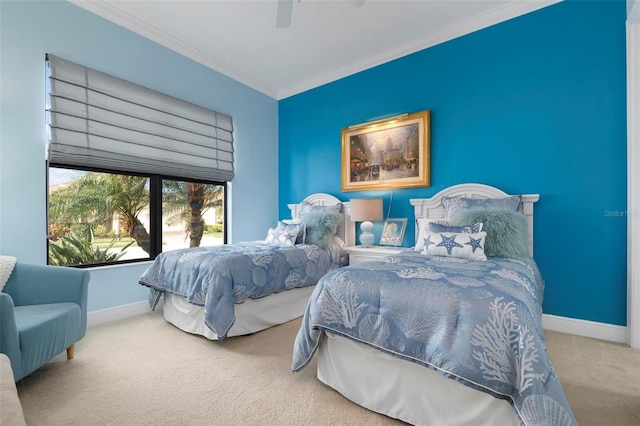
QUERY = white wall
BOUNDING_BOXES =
[627,0,640,348]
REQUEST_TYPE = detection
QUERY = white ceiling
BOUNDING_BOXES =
[70,0,559,100]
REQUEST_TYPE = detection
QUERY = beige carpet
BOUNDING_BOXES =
[16,311,640,426]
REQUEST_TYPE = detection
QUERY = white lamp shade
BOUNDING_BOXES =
[350,198,383,222]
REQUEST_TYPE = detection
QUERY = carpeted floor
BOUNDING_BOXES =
[15,311,640,425]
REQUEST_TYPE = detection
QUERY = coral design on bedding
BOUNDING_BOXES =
[140,241,346,339]
[292,250,576,425]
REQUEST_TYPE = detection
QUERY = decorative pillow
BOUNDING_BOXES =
[450,208,530,260]
[0,255,17,292]
[278,220,306,244]
[299,201,343,216]
[441,196,521,218]
[300,211,343,249]
[414,217,439,251]
[428,222,483,234]
[414,218,481,251]
[264,227,299,246]
[423,231,487,261]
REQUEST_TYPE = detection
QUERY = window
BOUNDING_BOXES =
[45,55,233,267]
[161,179,225,250]
[47,167,226,267]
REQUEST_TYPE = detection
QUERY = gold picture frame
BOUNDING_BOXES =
[342,110,430,191]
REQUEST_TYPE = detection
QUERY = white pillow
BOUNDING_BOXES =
[281,219,306,244]
[0,255,17,292]
[265,228,299,246]
[423,231,487,261]
[414,217,435,251]
[414,218,482,251]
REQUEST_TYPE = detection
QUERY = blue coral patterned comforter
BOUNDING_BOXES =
[140,241,346,339]
[292,250,576,426]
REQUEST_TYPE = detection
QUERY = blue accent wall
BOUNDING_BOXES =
[0,0,628,326]
[0,1,279,312]
[279,1,627,325]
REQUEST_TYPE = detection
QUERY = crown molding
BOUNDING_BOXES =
[70,0,561,101]
[278,0,562,99]
[68,0,279,99]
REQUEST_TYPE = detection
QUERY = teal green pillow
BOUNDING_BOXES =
[450,208,530,260]
[300,211,343,249]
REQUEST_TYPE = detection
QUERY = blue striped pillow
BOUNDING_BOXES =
[428,222,483,234]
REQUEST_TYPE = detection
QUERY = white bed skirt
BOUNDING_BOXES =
[163,286,316,340]
[317,332,520,426]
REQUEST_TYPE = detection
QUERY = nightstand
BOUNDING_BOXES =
[344,245,406,265]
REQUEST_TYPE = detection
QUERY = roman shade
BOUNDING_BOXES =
[47,54,234,182]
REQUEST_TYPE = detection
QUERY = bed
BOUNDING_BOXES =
[292,183,577,426]
[139,193,354,340]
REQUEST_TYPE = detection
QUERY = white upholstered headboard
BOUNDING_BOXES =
[409,183,539,255]
[287,193,354,247]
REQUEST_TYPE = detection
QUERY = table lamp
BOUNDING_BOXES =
[350,198,383,246]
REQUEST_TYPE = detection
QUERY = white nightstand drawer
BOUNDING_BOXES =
[344,246,406,265]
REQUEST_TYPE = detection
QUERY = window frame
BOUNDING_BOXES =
[47,162,227,268]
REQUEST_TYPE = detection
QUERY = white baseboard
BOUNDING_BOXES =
[87,303,628,344]
[542,313,628,344]
[87,301,151,327]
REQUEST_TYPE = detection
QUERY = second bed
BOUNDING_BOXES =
[292,183,576,425]
[140,192,353,340]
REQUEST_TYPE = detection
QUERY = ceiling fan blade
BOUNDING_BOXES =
[276,0,293,28]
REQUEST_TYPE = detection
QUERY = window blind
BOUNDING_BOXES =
[47,54,234,182]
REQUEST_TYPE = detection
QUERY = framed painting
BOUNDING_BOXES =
[341,110,430,191]
[379,218,408,246]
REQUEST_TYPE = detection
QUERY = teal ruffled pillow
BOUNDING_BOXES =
[450,208,530,260]
[300,211,343,249]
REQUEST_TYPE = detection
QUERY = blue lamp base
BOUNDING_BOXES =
[359,221,375,246]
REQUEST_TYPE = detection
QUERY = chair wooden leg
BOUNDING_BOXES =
[66,344,75,360]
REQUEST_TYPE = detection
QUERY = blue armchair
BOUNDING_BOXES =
[0,262,89,381]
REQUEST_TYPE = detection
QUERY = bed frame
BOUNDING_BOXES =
[410,182,539,255]
[288,192,355,246]
[317,183,540,425]
[163,192,350,340]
